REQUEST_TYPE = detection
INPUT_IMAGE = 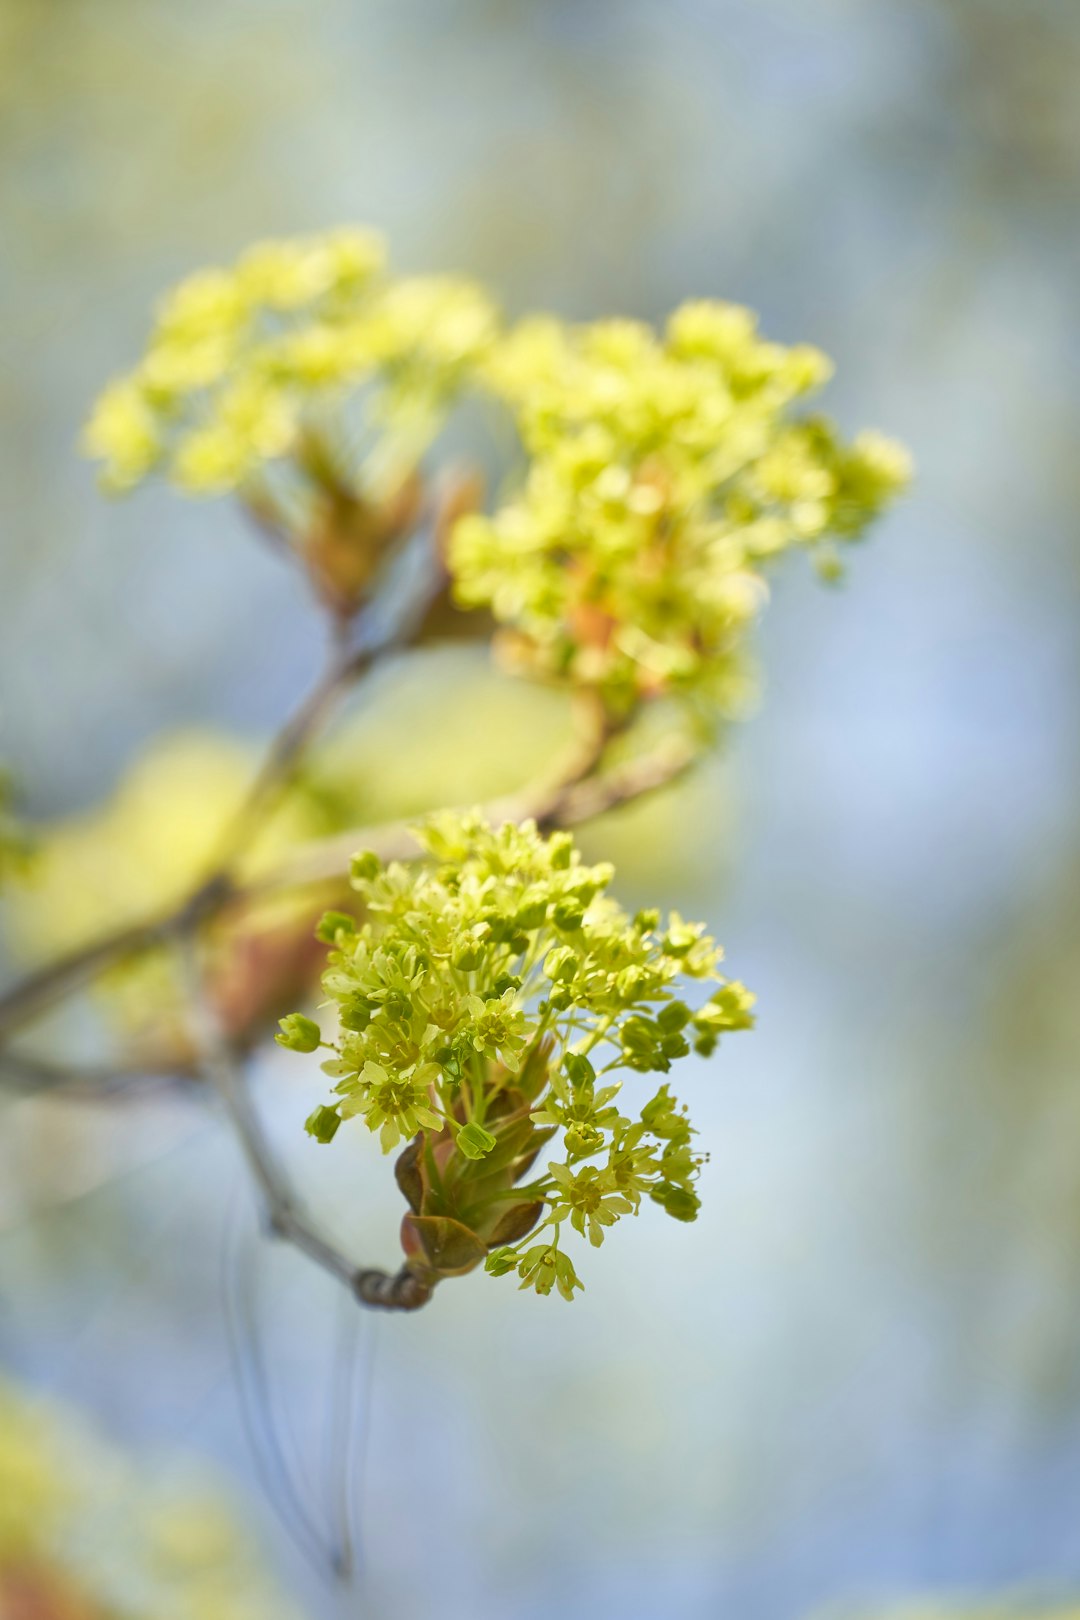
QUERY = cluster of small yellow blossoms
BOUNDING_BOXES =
[83,226,910,710]
[451,303,912,713]
[82,227,498,500]
[73,232,909,1310]
[277,812,754,1299]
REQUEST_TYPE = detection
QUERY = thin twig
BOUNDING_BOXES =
[208,554,448,873]
[0,915,173,1042]
[248,732,700,898]
[0,725,698,1059]
[222,1193,334,1574]
[178,935,431,1313]
[0,468,707,1323]
[539,734,700,829]
[0,562,445,1048]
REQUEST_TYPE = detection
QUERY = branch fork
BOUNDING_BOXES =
[0,553,701,1313]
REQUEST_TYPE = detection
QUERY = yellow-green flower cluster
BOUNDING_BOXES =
[280,811,754,1299]
[83,230,909,701]
[83,227,498,497]
[451,303,912,712]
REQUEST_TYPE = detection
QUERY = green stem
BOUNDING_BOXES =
[575,1010,619,1058]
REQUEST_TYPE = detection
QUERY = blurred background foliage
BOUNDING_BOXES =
[0,1372,301,1620]
[1,1,1079,1617]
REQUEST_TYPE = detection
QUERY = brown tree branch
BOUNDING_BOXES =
[534,733,700,829]
[207,550,449,873]
[0,1049,186,1101]
[0,724,700,1048]
[177,936,431,1312]
[0,560,446,1047]
[0,914,175,1042]
[249,730,700,898]
[0,434,708,1319]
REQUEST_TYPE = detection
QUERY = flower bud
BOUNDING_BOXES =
[305,1104,342,1143]
[457,1122,498,1160]
[315,910,357,944]
[552,899,585,932]
[544,945,579,983]
[350,850,382,883]
[276,1013,322,1053]
[563,1052,596,1088]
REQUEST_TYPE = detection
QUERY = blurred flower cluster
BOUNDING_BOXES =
[280,811,754,1298]
[83,228,498,615]
[52,230,904,1309]
[83,227,495,499]
[82,227,909,698]
[7,733,318,959]
[0,1374,299,1620]
[453,304,911,716]
[1,732,331,1061]
[0,680,573,1056]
